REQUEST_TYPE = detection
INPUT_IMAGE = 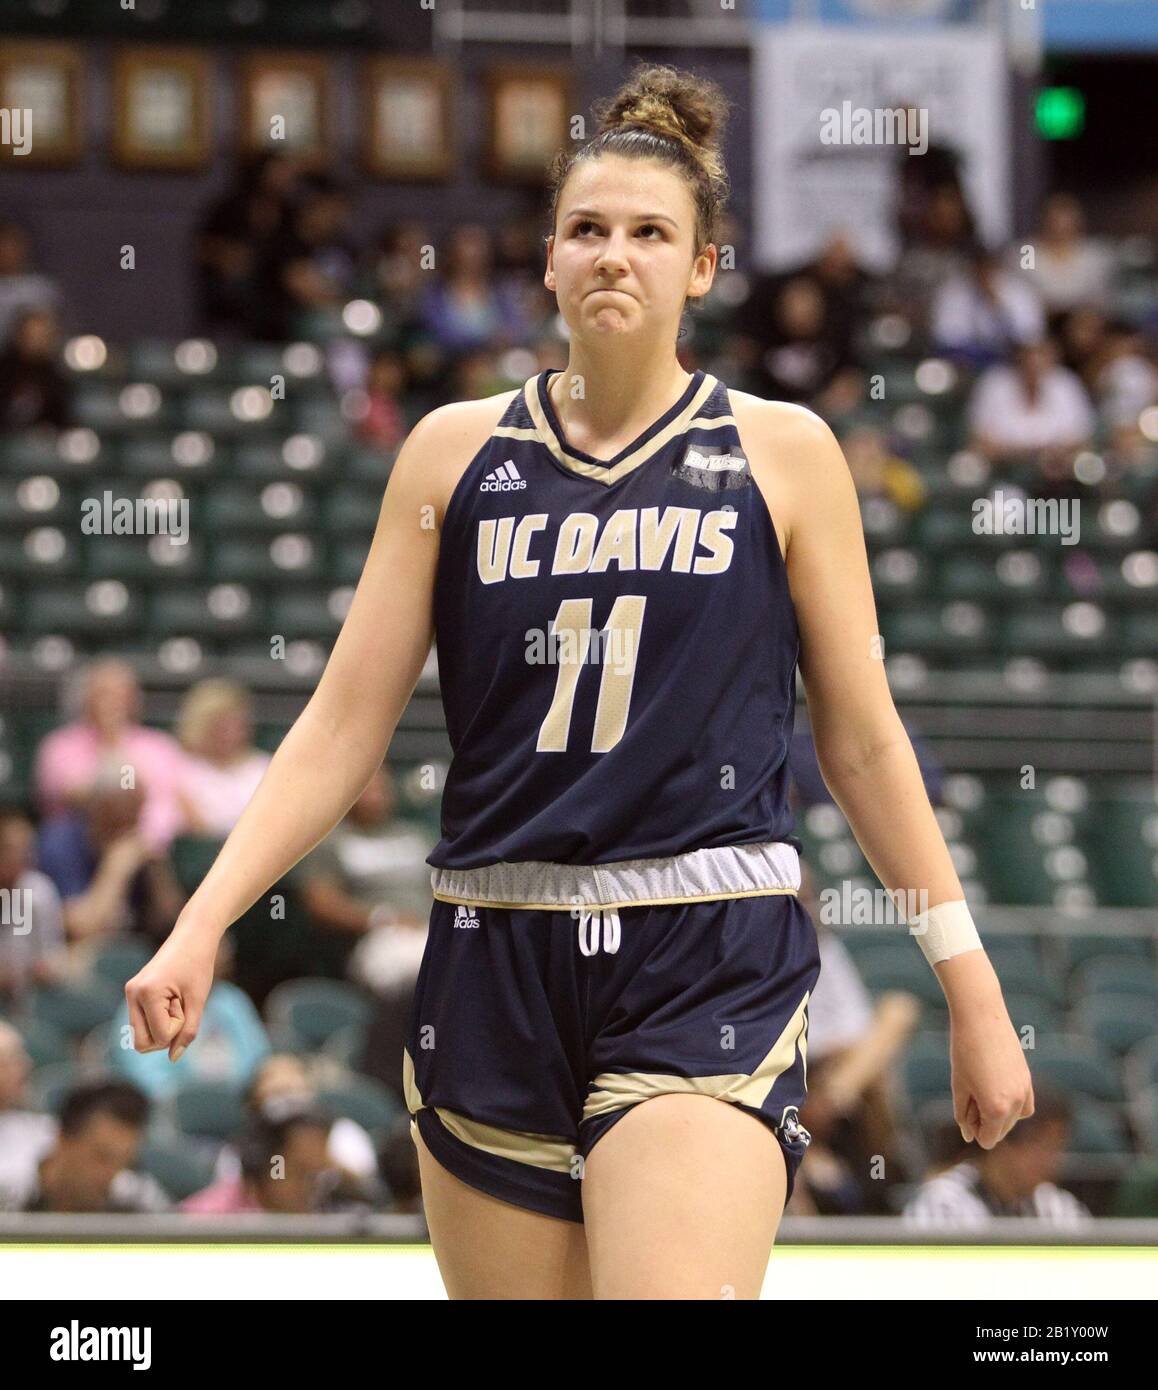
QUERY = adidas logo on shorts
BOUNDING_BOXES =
[480,459,527,492]
[453,903,481,929]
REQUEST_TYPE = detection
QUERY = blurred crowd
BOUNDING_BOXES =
[1,655,1151,1221]
[1,149,1156,1225]
[2,153,1156,529]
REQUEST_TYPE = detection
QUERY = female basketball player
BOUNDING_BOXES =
[126,64,1033,1299]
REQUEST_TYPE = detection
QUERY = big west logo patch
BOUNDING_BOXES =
[671,444,752,492]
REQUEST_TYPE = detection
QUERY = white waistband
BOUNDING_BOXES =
[430,840,800,911]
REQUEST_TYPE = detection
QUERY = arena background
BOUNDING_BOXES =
[0,0,1155,1300]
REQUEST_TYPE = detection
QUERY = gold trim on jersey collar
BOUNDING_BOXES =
[511,370,721,486]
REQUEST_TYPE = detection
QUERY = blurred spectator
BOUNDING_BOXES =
[1056,304,1109,389]
[36,779,185,943]
[254,173,357,341]
[362,220,429,331]
[294,764,432,986]
[842,424,927,513]
[0,813,68,1008]
[931,244,1046,369]
[1014,193,1115,318]
[0,308,72,432]
[209,1053,380,1196]
[789,866,921,1215]
[0,1078,169,1213]
[194,151,300,336]
[417,223,530,358]
[176,678,271,837]
[1093,318,1158,436]
[378,1115,423,1216]
[349,347,409,454]
[732,273,861,410]
[35,658,187,853]
[183,1097,356,1215]
[106,935,269,1100]
[967,338,1095,466]
[0,221,62,344]
[888,181,980,337]
[0,1022,56,1194]
[892,118,968,253]
[903,1085,1091,1227]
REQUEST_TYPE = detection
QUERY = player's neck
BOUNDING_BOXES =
[549,350,692,449]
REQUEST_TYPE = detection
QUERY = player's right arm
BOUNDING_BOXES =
[125,404,464,1059]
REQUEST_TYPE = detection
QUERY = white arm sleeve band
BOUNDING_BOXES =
[909,899,983,966]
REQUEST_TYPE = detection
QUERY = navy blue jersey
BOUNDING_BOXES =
[426,368,802,868]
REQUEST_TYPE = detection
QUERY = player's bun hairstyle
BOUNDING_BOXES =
[547,62,731,259]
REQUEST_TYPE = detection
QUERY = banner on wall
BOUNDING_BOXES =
[755,0,1158,51]
[752,25,1010,272]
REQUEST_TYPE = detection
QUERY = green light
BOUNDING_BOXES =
[1036,88,1085,140]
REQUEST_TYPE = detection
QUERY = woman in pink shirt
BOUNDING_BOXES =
[35,659,187,854]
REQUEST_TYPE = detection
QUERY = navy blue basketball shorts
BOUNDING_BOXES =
[403,840,820,1225]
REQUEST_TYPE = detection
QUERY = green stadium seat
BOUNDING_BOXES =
[871,548,933,601]
[1028,1034,1124,1103]
[1001,991,1062,1037]
[846,944,946,1009]
[23,583,146,637]
[984,939,1064,1003]
[1072,955,1158,1001]
[204,484,319,533]
[212,537,325,584]
[880,601,994,660]
[89,937,153,990]
[8,1016,73,1069]
[121,436,225,480]
[150,586,267,639]
[264,979,375,1053]
[171,836,226,894]
[269,593,346,640]
[316,1076,402,1139]
[26,1062,86,1115]
[902,1032,952,1106]
[321,1021,370,1070]
[0,531,83,579]
[172,1080,247,1142]
[1075,995,1155,1056]
[85,535,203,582]
[1065,1098,1134,1156]
[323,486,381,535]
[136,1138,219,1202]
[330,539,372,584]
[977,796,1087,906]
[1001,605,1118,662]
[1053,932,1152,972]
[1083,792,1158,907]
[30,980,122,1037]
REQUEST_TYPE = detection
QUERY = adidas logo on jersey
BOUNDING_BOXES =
[672,445,752,492]
[452,903,481,929]
[480,460,527,492]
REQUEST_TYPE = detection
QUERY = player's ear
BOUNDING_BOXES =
[544,234,555,289]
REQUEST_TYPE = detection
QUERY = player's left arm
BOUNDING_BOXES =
[751,401,1033,1148]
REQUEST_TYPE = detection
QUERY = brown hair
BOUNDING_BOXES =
[547,62,731,267]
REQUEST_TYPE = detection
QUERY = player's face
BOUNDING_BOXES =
[546,155,713,341]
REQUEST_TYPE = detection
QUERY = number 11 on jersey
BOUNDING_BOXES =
[535,594,647,753]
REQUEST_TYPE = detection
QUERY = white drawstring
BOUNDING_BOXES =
[577,906,621,956]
